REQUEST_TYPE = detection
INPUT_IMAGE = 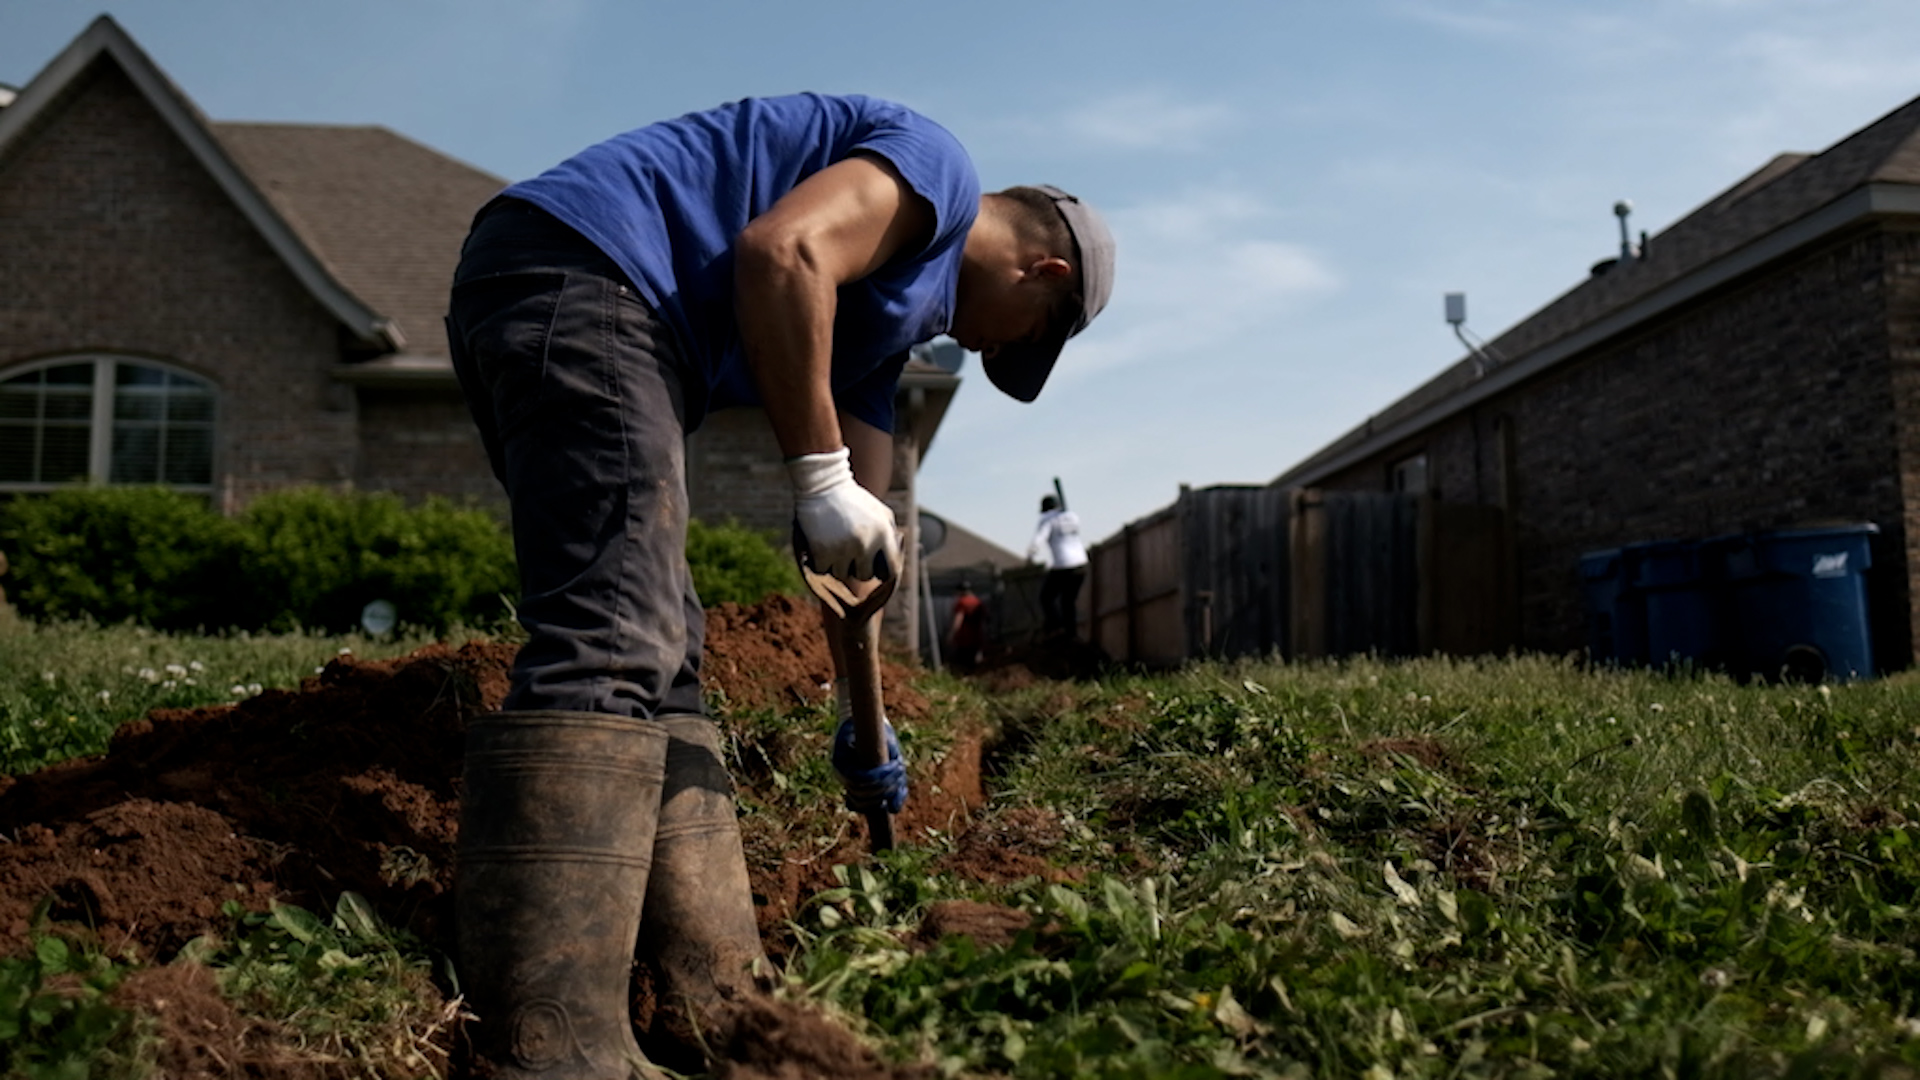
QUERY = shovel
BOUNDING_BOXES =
[793,525,900,851]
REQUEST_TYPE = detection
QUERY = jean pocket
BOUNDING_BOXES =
[449,271,566,435]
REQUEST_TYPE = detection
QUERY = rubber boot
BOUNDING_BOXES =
[637,714,770,1047]
[457,710,669,1080]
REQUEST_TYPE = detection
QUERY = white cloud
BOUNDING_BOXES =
[1049,186,1341,384]
[994,89,1235,154]
[1059,90,1235,151]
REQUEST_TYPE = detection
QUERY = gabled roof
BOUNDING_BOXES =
[0,15,504,358]
[920,510,1025,573]
[1277,92,1920,489]
[214,122,505,360]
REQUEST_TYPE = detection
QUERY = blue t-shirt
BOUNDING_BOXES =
[503,93,979,433]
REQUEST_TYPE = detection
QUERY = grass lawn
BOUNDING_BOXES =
[3,621,1920,1078]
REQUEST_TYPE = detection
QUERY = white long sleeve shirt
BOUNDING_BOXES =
[1027,509,1089,570]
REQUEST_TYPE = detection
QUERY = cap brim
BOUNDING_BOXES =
[981,328,1068,404]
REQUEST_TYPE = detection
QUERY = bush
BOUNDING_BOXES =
[0,486,515,634]
[686,518,802,607]
[0,487,244,630]
[235,487,517,633]
[0,488,799,633]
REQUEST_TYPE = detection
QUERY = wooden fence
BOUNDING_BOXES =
[1088,484,1291,665]
[1086,486,1514,666]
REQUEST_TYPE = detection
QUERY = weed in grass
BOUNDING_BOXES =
[186,892,455,1079]
[0,913,145,1080]
[0,620,450,774]
[784,656,1920,1078]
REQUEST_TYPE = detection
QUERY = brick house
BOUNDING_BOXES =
[1273,92,1920,672]
[0,16,960,642]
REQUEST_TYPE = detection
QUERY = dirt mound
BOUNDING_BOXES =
[702,594,929,719]
[0,598,1042,1076]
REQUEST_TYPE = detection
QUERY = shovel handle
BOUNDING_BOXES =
[792,522,901,852]
[841,579,897,851]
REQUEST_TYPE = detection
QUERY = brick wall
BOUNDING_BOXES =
[686,407,922,652]
[686,409,794,534]
[1882,226,1920,666]
[0,61,357,511]
[354,385,500,505]
[1320,224,1915,665]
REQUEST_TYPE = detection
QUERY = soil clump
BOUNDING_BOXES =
[0,595,1052,1077]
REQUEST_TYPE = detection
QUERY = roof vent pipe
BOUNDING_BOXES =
[1614,199,1637,262]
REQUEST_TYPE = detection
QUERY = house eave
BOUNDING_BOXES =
[897,368,960,462]
[332,355,456,387]
[1274,181,1920,490]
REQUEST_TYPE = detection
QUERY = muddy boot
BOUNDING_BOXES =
[637,714,770,1048]
[457,710,669,1080]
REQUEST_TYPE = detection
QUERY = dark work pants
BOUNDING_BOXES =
[445,198,706,717]
[1040,567,1086,639]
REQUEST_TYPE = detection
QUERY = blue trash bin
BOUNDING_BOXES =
[1579,548,1645,665]
[1628,539,1720,670]
[1713,524,1877,682]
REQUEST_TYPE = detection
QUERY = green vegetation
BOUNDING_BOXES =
[686,517,803,606]
[0,490,803,636]
[0,486,517,634]
[0,917,145,1080]
[4,622,1920,1076]
[0,620,437,774]
[231,487,518,633]
[781,656,1920,1078]
[184,894,453,1076]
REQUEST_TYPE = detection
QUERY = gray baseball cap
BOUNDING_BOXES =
[982,185,1115,403]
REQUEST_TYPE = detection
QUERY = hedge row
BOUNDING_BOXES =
[0,487,799,634]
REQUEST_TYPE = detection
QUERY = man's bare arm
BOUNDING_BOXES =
[735,154,933,459]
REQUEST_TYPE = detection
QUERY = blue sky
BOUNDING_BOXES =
[7,1,1920,553]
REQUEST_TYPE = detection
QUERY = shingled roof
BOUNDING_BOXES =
[1278,92,1920,488]
[0,15,503,366]
[213,122,505,360]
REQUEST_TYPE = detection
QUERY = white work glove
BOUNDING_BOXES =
[787,447,901,581]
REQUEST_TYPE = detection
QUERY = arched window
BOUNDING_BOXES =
[0,357,216,493]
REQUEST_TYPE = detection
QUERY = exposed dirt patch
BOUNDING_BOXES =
[1359,735,1462,775]
[702,595,928,721]
[913,900,1032,950]
[742,711,989,957]
[936,806,1082,886]
[110,962,323,1080]
[0,598,1039,1076]
[710,997,937,1080]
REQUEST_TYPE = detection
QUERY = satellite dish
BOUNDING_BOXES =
[917,512,948,556]
[360,599,397,636]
